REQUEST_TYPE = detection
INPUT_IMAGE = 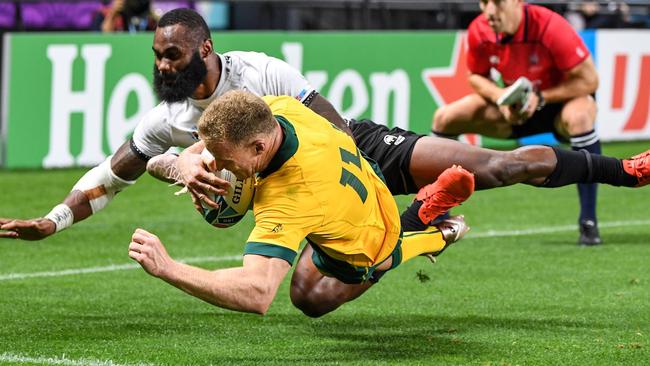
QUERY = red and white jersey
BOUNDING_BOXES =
[466,4,589,90]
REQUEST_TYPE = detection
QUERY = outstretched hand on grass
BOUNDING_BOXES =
[0,217,55,240]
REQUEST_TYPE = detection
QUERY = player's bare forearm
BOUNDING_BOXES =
[468,74,503,104]
[307,94,353,136]
[146,153,182,184]
[538,57,599,103]
[148,252,290,314]
[61,191,93,223]
[131,228,292,310]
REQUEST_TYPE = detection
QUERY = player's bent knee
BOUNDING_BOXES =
[565,114,596,135]
[290,286,331,318]
[432,106,451,132]
[296,304,329,318]
[290,284,336,318]
[562,102,597,134]
[432,108,443,130]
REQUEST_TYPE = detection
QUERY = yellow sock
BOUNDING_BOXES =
[400,227,447,263]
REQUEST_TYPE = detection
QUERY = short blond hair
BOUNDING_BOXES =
[198,90,275,145]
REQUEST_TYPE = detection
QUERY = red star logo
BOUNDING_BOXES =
[422,33,480,145]
[422,33,473,106]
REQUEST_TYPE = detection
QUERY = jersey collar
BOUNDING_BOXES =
[258,115,299,178]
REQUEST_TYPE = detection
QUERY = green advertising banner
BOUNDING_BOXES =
[2,31,485,168]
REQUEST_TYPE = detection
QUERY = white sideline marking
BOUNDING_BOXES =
[0,352,152,366]
[466,219,650,239]
[0,255,240,282]
[2,219,649,282]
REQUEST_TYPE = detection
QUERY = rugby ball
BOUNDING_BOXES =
[200,150,255,228]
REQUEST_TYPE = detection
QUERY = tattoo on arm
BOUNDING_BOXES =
[147,154,184,184]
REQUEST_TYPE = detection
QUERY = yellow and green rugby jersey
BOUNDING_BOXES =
[245,95,401,268]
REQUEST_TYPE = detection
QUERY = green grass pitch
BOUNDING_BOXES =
[0,141,649,365]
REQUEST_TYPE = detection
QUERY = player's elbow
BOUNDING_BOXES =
[241,299,272,315]
[248,283,276,315]
[584,73,599,95]
[578,63,599,95]
[589,76,599,94]
[249,302,271,315]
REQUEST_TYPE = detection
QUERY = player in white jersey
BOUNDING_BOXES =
[1,8,649,244]
[131,50,316,159]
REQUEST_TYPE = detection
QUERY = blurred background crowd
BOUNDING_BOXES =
[0,0,648,32]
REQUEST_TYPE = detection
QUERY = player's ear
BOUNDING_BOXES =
[254,140,265,156]
[200,39,213,59]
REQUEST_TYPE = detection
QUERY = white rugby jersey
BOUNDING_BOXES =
[131,51,314,158]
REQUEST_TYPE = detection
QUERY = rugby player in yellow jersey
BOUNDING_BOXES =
[128,90,472,317]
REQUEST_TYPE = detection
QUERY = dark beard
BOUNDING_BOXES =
[153,51,208,103]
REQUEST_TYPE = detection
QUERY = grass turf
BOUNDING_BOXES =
[0,141,649,365]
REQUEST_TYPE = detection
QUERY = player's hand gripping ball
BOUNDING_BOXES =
[200,149,255,228]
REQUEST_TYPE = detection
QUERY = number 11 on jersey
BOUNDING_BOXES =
[338,147,368,203]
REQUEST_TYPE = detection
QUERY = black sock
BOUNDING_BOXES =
[570,130,600,222]
[542,147,589,187]
[591,153,638,187]
[400,201,428,231]
[400,201,452,231]
[543,147,637,188]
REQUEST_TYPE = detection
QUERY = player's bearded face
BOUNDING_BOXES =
[153,50,207,103]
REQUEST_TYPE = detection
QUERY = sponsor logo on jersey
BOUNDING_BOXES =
[272,224,283,233]
[383,135,405,146]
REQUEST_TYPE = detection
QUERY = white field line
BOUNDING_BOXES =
[466,219,650,239]
[0,352,153,366]
[0,255,241,282]
[2,219,649,283]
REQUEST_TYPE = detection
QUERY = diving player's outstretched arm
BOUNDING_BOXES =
[129,227,291,314]
[0,140,145,240]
